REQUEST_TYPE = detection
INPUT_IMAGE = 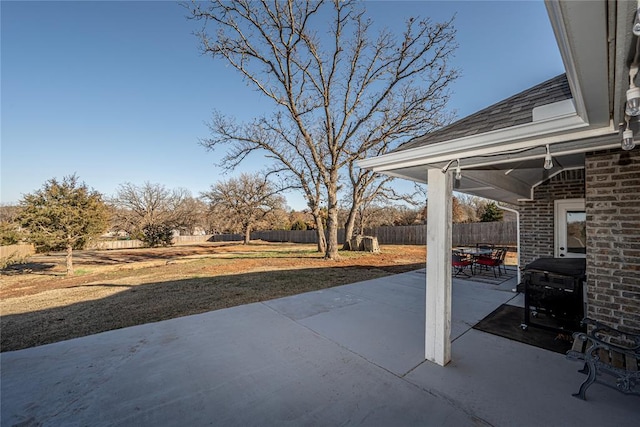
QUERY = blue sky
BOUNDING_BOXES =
[1,0,564,210]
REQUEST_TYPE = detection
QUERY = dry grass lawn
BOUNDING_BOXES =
[1,241,427,352]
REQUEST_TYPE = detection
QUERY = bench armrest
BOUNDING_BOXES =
[581,318,640,354]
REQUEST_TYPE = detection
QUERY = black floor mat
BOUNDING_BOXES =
[472,304,575,354]
[464,266,517,286]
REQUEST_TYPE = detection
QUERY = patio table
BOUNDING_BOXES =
[454,247,493,257]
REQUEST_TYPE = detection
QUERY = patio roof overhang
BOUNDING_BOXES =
[358,110,619,203]
[357,0,637,205]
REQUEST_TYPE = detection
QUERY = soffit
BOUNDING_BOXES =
[381,131,620,204]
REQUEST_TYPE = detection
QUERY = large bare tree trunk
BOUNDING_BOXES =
[314,216,326,253]
[308,201,326,253]
[325,182,340,260]
[342,202,357,250]
[243,225,251,245]
[325,210,339,259]
[66,243,74,277]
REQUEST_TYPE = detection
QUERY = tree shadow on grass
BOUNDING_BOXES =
[7,243,323,273]
[1,261,57,275]
[1,263,424,352]
[2,246,384,278]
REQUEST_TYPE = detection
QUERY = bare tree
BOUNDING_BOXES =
[201,173,286,244]
[342,164,423,247]
[173,196,210,235]
[455,194,488,223]
[111,182,196,245]
[202,205,241,235]
[261,206,291,231]
[187,0,457,259]
[452,196,466,223]
[0,204,23,245]
[0,204,21,223]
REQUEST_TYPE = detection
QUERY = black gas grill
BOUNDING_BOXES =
[521,258,586,333]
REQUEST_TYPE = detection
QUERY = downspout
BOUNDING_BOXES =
[498,205,521,286]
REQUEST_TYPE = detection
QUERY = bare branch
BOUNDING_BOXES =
[187,0,458,257]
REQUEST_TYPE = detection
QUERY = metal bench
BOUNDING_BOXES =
[566,317,640,400]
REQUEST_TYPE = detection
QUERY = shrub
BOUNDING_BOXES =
[290,219,308,231]
[141,223,174,247]
[480,202,503,222]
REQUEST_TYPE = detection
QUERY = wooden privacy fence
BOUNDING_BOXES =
[210,234,243,242]
[173,235,214,244]
[251,229,346,243]
[252,222,516,246]
[88,235,215,249]
[90,240,144,250]
[76,221,516,250]
[452,222,516,246]
[0,243,35,261]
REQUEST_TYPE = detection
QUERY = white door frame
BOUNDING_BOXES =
[554,198,586,258]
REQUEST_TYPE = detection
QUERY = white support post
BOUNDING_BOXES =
[425,168,452,366]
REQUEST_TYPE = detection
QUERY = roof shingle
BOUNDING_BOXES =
[396,74,571,151]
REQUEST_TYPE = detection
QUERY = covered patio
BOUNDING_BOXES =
[358,0,640,367]
[2,271,637,426]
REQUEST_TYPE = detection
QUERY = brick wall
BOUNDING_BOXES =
[585,149,640,331]
[518,169,585,266]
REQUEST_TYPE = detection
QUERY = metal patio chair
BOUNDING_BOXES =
[474,248,506,278]
[452,250,474,278]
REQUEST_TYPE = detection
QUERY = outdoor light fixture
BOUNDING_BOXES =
[441,159,455,174]
[622,118,637,151]
[626,65,640,116]
[622,128,636,150]
[543,144,553,170]
[441,158,462,180]
[635,1,640,36]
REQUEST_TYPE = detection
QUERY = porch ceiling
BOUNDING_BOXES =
[376,130,620,204]
[383,156,585,205]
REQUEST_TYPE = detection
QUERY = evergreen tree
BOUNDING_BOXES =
[19,174,110,276]
[479,202,503,222]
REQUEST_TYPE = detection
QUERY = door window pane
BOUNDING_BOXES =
[566,211,586,254]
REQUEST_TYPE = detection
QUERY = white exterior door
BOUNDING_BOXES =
[554,198,586,259]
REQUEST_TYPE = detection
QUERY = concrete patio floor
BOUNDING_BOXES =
[2,269,638,426]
